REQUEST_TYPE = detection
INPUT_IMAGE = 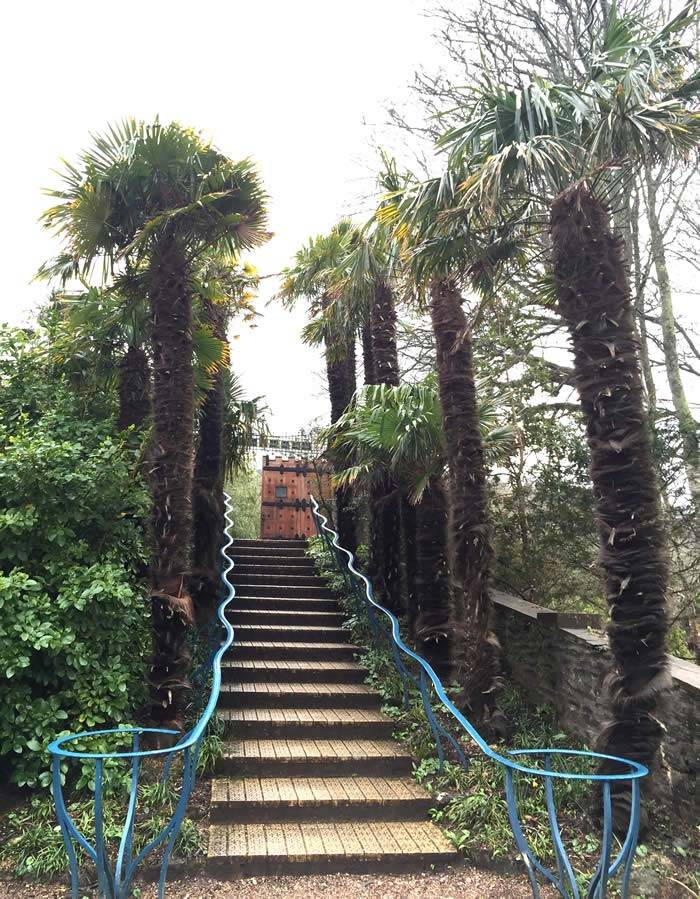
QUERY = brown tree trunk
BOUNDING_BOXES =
[429,278,502,731]
[371,281,399,387]
[146,235,196,733]
[402,495,417,637]
[644,162,700,504]
[326,332,357,551]
[191,297,227,625]
[551,183,670,827]
[117,345,151,431]
[368,280,402,612]
[414,477,451,677]
[361,319,376,386]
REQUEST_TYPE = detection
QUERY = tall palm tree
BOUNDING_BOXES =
[327,377,515,676]
[191,256,262,623]
[278,223,361,550]
[438,4,700,815]
[338,234,403,610]
[332,158,408,610]
[389,168,522,731]
[42,119,269,731]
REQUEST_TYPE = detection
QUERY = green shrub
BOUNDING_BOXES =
[0,326,150,788]
[226,463,261,538]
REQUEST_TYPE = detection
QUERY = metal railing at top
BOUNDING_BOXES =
[309,494,646,899]
[48,493,237,899]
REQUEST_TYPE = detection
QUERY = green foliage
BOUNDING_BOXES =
[490,418,602,614]
[310,533,597,882]
[196,714,225,775]
[326,376,516,503]
[0,326,150,788]
[226,463,261,539]
[1,784,202,881]
[221,375,269,481]
[41,119,270,280]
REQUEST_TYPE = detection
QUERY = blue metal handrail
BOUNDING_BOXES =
[48,492,237,898]
[309,494,646,899]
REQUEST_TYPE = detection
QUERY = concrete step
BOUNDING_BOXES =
[219,682,380,710]
[232,623,348,644]
[229,608,345,627]
[222,659,369,684]
[225,595,339,613]
[231,573,328,588]
[232,546,308,559]
[210,776,433,822]
[234,584,334,599]
[218,738,413,777]
[219,706,394,739]
[234,641,359,661]
[208,819,457,874]
[232,564,317,578]
[231,553,314,567]
[233,539,308,549]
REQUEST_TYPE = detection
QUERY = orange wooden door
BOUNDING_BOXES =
[260,457,317,540]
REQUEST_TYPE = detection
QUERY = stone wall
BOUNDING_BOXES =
[492,591,699,821]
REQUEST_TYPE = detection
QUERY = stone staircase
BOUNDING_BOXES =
[208,537,458,875]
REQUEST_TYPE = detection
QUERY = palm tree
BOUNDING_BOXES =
[48,284,152,432]
[191,256,263,623]
[48,276,235,439]
[42,119,269,731]
[388,167,522,731]
[278,223,361,550]
[327,377,515,676]
[438,4,700,815]
[331,158,409,610]
[338,236,403,609]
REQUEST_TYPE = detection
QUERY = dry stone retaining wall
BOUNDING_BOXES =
[492,591,698,821]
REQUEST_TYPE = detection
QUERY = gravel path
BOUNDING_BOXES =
[0,867,558,898]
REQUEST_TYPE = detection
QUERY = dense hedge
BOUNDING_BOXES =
[0,326,150,788]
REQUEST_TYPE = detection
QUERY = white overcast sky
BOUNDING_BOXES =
[1,0,440,434]
[3,1,697,433]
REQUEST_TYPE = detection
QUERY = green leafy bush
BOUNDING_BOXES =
[0,326,150,788]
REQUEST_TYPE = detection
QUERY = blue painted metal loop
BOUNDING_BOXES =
[309,494,646,899]
[48,493,238,899]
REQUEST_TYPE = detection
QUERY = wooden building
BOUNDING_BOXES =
[260,456,331,540]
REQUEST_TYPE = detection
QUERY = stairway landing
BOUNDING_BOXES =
[208,538,458,875]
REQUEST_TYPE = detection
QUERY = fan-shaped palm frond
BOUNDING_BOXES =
[221,371,269,479]
[41,119,270,281]
[437,3,700,213]
[325,376,516,502]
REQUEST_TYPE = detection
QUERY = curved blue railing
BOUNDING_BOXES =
[309,494,645,899]
[48,493,237,899]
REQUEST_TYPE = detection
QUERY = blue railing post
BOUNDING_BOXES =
[308,493,647,899]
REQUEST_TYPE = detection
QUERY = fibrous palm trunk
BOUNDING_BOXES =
[191,297,227,625]
[326,332,357,551]
[551,183,670,827]
[429,278,502,731]
[361,319,375,386]
[414,476,451,676]
[146,235,196,732]
[402,495,417,637]
[117,345,151,431]
[368,280,402,613]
